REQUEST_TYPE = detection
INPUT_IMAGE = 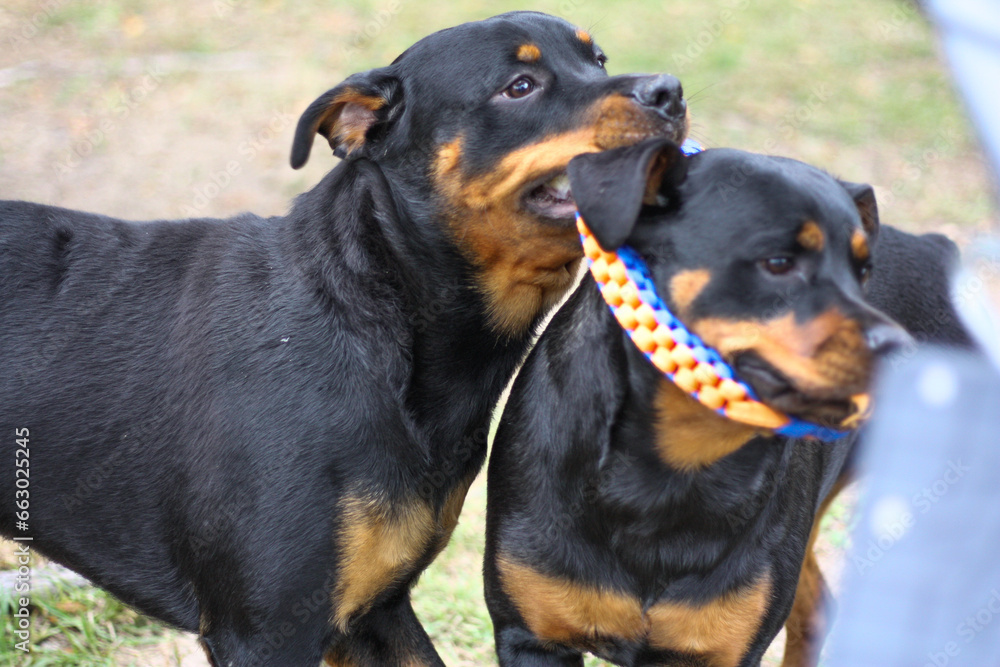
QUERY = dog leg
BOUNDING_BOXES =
[781,476,849,667]
[324,592,445,667]
[494,626,585,667]
[199,632,324,667]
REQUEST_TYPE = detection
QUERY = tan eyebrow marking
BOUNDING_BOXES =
[576,29,592,44]
[851,229,870,262]
[517,44,541,63]
[797,221,825,252]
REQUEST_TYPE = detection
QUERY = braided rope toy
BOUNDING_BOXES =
[577,141,856,441]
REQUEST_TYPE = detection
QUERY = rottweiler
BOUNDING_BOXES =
[484,138,972,667]
[0,12,689,667]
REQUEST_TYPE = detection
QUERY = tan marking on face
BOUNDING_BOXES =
[434,94,688,337]
[654,378,764,471]
[647,573,772,667]
[669,269,712,318]
[797,221,825,252]
[517,43,541,63]
[851,230,870,262]
[691,310,872,397]
[592,93,688,152]
[576,29,593,44]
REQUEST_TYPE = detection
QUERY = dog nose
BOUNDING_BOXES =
[633,74,686,119]
[865,323,914,357]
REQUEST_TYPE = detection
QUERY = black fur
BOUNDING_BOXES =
[0,12,690,667]
[484,140,973,666]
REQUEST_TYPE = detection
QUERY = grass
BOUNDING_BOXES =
[0,578,166,666]
[0,0,996,665]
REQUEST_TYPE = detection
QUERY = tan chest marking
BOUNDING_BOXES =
[647,574,772,667]
[497,556,645,645]
[498,556,771,666]
[654,378,764,472]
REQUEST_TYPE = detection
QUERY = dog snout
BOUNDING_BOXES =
[864,322,913,357]
[633,74,686,120]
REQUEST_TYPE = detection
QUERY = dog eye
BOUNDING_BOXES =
[503,76,536,99]
[761,256,795,275]
[596,53,608,69]
[859,263,873,284]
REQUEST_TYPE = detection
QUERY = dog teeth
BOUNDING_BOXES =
[546,173,571,197]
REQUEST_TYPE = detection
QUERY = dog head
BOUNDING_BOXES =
[569,139,912,428]
[291,12,689,336]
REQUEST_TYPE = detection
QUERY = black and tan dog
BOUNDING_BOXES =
[0,13,689,666]
[484,139,972,667]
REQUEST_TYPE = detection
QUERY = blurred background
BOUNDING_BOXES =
[1,0,997,665]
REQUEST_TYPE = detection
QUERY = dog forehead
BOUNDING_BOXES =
[683,150,861,232]
[392,12,589,75]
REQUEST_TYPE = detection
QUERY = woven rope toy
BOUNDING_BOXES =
[577,208,854,442]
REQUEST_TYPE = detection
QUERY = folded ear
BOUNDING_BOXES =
[567,138,687,251]
[290,68,400,169]
[839,180,880,243]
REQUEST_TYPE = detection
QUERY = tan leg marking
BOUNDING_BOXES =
[782,476,849,667]
[498,555,770,666]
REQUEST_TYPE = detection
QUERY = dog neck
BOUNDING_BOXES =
[286,159,540,484]
[545,286,797,584]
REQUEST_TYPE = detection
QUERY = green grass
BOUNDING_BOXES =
[0,581,166,667]
[0,0,995,664]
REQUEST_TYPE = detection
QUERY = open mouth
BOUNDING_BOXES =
[522,171,576,222]
[733,352,857,428]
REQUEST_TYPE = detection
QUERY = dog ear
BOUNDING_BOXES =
[567,138,687,251]
[290,68,400,169]
[839,180,880,243]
